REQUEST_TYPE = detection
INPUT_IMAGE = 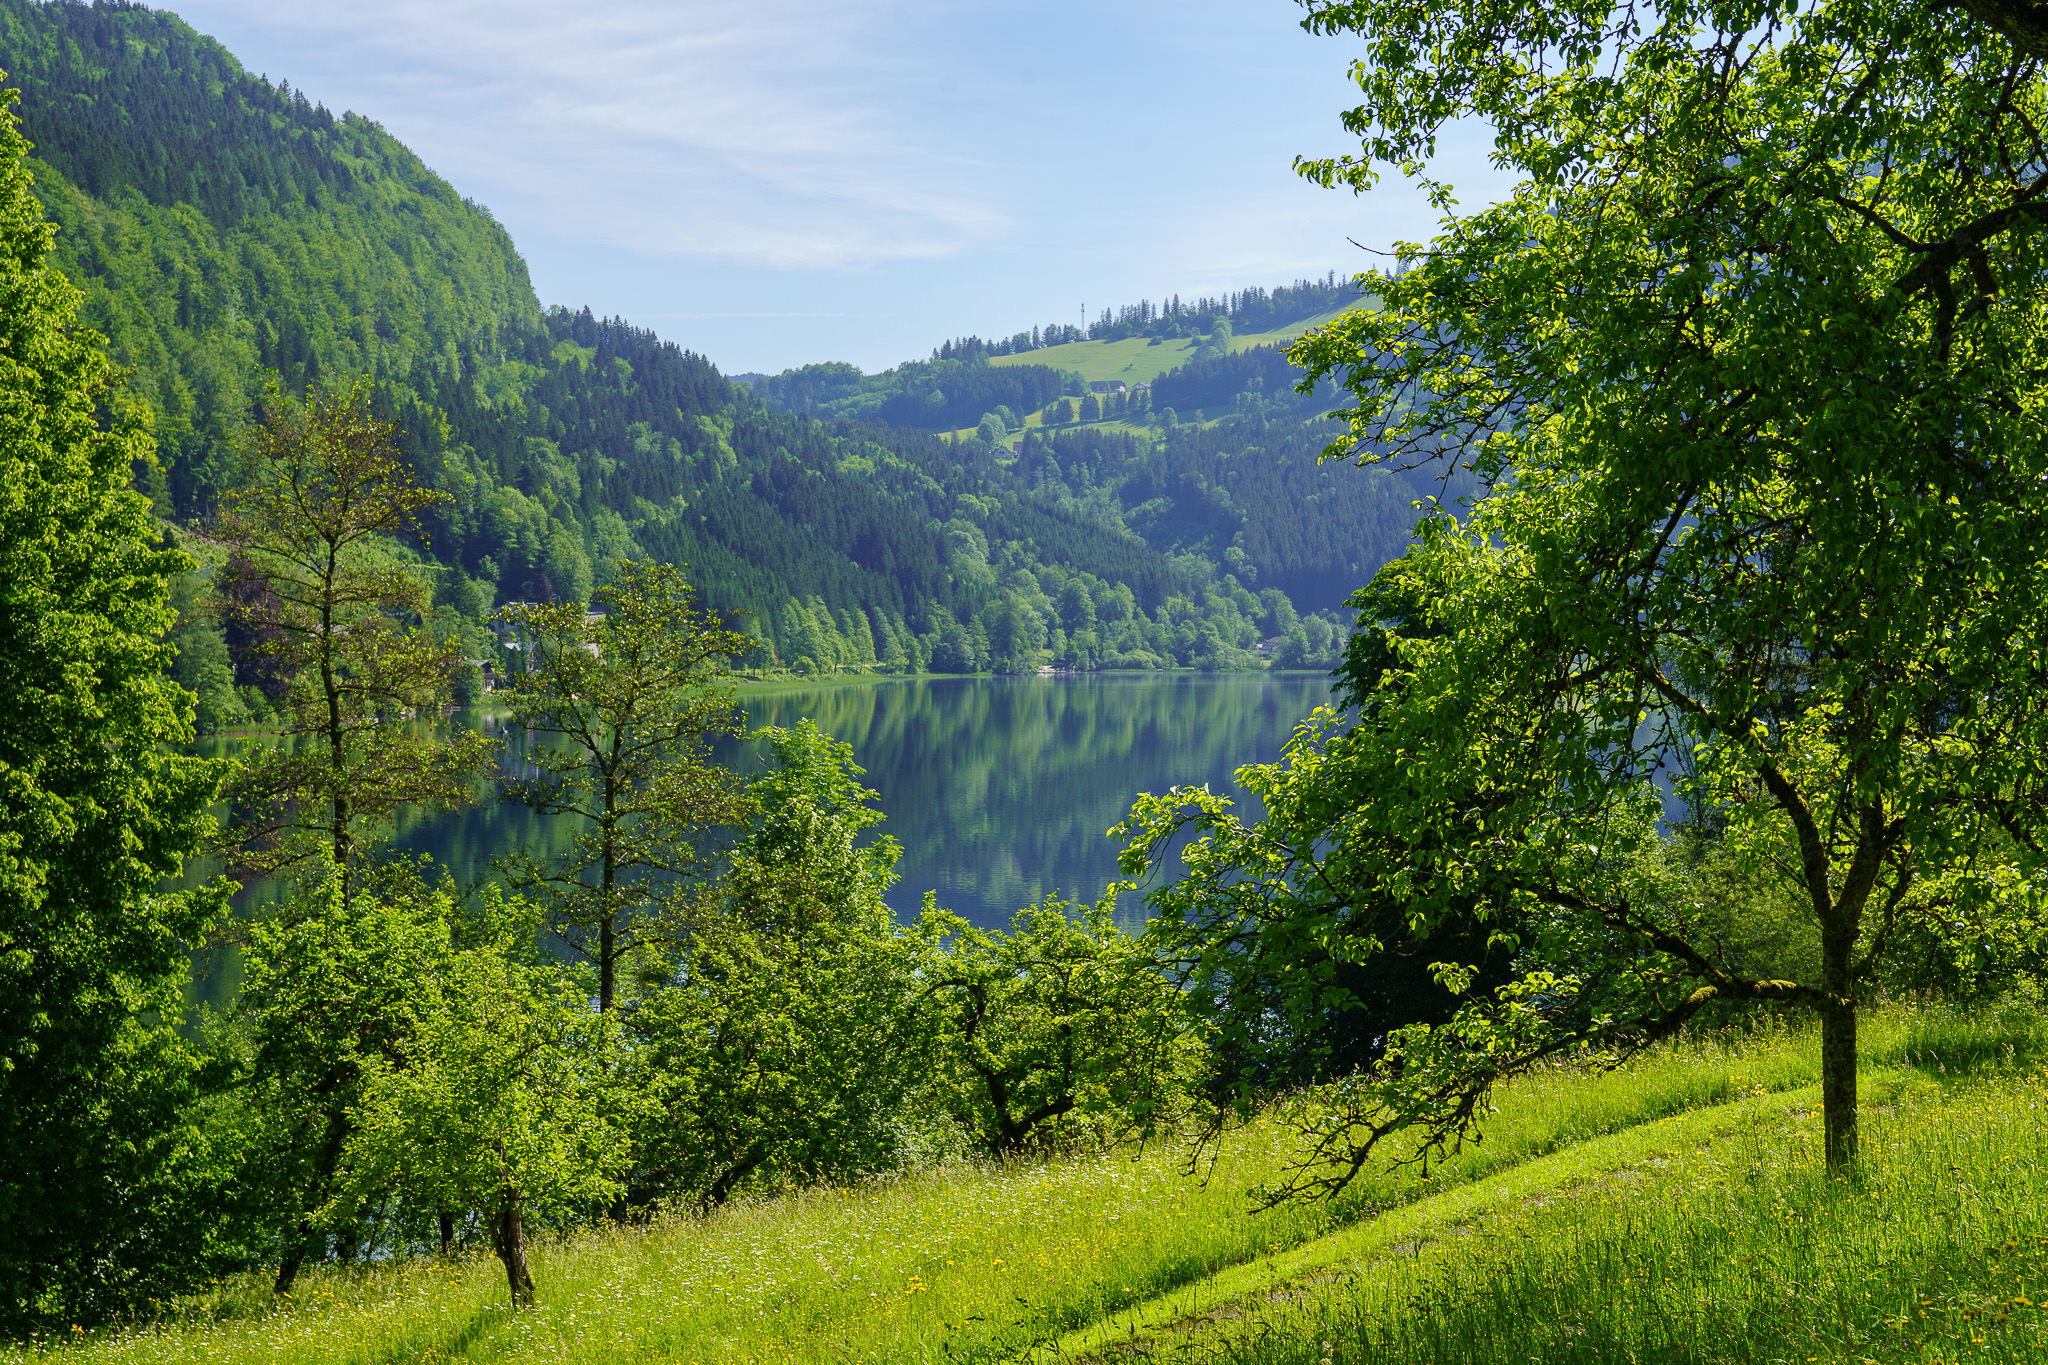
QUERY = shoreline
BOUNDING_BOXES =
[192,668,1342,741]
[724,665,1337,695]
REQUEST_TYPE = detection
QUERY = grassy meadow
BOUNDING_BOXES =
[945,308,1355,443]
[13,1003,2044,1365]
[987,309,1352,387]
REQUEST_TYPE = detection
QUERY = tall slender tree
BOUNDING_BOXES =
[214,383,492,905]
[498,559,753,1012]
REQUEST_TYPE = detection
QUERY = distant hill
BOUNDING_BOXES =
[942,273,1359,362]
[2,0,1426,718]
[735,283,1431,621]
[743,297,1357,433]
[742,275,1365,430]
[988,306,1354,388]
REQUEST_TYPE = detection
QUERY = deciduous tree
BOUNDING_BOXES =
[496,560,753,1012]
[339,927,636,1308]
[630,722,938,1209]
[927,896,1197,1156]
[211,862,471,1295]
[0,80,226,1329]
[1127,0,2048,1192]
[214,384,491,904]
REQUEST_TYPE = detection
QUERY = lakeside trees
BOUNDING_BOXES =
[214,383,492,904]
[221,865,466,1294]
[338,904,638,1309]
[630,723,936,1211]
[496,561,753,1012]
[0,342,1207,1318]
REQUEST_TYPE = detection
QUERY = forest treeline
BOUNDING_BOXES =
[740,354,1075,429]
[0,0,1413,739]
[738,305,1349,434]
[927,271,1355,358]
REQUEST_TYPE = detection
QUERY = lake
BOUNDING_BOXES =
[407,671,1334,925]
[725,672,1336,923]
[188,672,1338,1005]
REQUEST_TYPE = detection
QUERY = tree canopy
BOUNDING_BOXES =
[1119,0,2048,1192]
[0,78,225,1328]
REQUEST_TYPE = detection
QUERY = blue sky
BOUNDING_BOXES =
[163,0,1513,375]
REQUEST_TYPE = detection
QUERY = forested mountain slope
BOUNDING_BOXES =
[0,0,540,515]
[2,0,1424,710]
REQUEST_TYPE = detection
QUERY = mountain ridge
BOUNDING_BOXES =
[3,0,1422,731]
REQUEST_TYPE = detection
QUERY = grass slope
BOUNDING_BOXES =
[1088,1038,2048,1364]
[988,309,1353,387]
[14,1005,2043,1364]
[1046,1075,1916,1361]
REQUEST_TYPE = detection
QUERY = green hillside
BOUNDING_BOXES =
[0,0,1427,724]
[0,0,541,515]
[23,1003,2046,1364]
[989,306,1352,386]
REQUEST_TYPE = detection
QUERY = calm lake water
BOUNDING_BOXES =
[189,672,1337,1005]
[724,672,1335,923]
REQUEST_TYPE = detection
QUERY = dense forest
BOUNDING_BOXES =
[740,353,1075,429]
[0,0,1429,736]
[0,0,539,515]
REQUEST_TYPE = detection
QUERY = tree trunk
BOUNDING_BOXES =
[1816,856,1863,1174]
[598,800,618,1013]
[439,1209,456,1256]
[334,1213,361,1266]
[1821,993,1858,1171]
[274,1236,311,1297]
[275,1109,351,1295]
[491,1190,536,1308]
[1763,778,1875,1174]
[321,556,352,905]
[702,1143,767,1213]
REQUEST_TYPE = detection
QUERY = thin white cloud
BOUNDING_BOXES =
[176,0,1006,269]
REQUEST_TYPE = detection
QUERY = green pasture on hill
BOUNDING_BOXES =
[945,413,1165,444]
[19,1002,2048,1365]
[989,308,1353,386]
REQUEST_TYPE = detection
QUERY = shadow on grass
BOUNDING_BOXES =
[372,1303,506,1365]
[1892,999,2048,1085]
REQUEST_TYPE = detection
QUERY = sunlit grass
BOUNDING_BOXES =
[12,1001,2042,1364]
[1145,1039,2048,1363]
